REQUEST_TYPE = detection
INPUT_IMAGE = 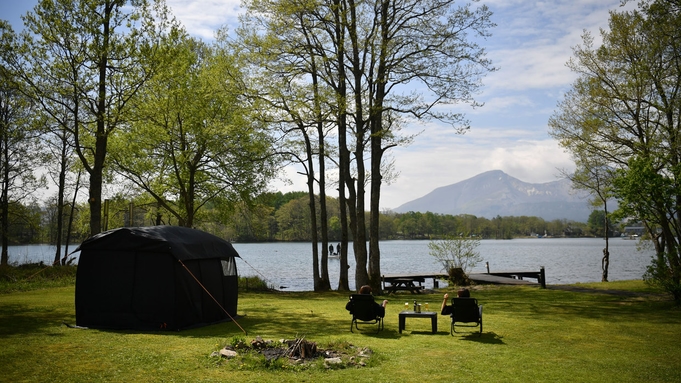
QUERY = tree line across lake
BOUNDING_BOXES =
[7,190,618,249]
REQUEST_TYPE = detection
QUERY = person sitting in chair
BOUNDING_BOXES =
[440,288,470,315]
[346,285,388,317]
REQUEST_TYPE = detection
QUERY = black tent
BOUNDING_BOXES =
[75,226,240,331]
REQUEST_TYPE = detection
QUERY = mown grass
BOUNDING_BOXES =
[1,278,679,383]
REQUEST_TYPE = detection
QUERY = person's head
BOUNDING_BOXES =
[359,285,372,295]
[457,288,470,297]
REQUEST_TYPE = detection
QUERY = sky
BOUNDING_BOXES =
[1,0,636,210]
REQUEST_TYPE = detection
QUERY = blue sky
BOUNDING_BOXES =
[1,0,634,210]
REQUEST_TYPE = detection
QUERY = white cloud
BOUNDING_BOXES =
[379,136,574,210]
[481,0,628,92]
[469,95,536,114]
[166,0,242,40]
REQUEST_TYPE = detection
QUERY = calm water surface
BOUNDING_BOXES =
[9,237,653,291]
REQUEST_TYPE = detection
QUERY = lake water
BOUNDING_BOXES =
[9,237,654,291]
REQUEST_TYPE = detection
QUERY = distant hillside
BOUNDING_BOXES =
[393,170,595,222]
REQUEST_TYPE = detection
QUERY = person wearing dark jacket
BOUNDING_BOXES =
[346,285,388,317]
[440,288,470,315]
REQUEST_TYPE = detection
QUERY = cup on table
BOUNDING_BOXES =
[404,302,409,311]
[425,302,429,311]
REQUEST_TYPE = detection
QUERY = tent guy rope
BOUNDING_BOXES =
[178,259,247,334]
[237,257,280,289]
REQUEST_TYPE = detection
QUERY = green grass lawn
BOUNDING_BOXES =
[1,282,679,383]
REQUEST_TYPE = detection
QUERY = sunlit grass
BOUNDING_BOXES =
[568,279,660,293]
[1,280,679,382]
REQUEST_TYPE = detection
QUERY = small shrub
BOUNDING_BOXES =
[643,255,681,303]
[428,235,482,285]
[238,275,274,292]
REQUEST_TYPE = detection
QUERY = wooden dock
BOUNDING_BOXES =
[381,266,546,292]
[469,273,539,286]
[471,266,546,288]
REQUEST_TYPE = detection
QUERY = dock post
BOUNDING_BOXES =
[540,266,546,289]
[485,261,490,274]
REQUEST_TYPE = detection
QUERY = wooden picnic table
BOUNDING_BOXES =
[382,275,426,294]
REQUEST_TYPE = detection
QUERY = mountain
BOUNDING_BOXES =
[392,170,594,222]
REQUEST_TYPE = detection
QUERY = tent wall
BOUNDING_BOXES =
[133,252,176,328]
[76,250,238,330]
[76,250,138,329]
[172,258,237,329]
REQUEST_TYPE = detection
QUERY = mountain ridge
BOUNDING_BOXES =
[392,170,593,222]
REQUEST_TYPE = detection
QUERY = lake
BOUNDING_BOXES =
[8,237,654,291]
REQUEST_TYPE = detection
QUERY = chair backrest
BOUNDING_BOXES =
[348,294,380,321]
[451,297,480,322]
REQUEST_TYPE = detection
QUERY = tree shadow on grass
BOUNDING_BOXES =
[0,303,70,337]
[453,331,505,345]
[405,330,451,336]
[130,303,400,340]
[238,312,402,340]
[481,287,680,325]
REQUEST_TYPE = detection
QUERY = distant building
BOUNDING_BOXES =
[623,226,645,236]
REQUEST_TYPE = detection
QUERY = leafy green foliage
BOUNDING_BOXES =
[238,275,273,292]
[427,235,482,275]
[644,255,681,300]
[110,34,277,228]
[587,210,616,237]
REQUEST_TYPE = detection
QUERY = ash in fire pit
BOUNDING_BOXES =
[211,336,373,369]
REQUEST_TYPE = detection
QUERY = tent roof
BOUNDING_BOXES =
[75,226,240,261]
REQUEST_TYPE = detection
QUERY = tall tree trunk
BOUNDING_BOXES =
[317,144,331,291]
[334,0,350,291]
[310,55,331,291]
[63,170,81,265]
[299,127,322,290]
[601,201,609,282]
[347,0,369,290]
[53,131,69,265]
[366,0,392,293]
[0,129,8,266]
[89,1,113,236]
